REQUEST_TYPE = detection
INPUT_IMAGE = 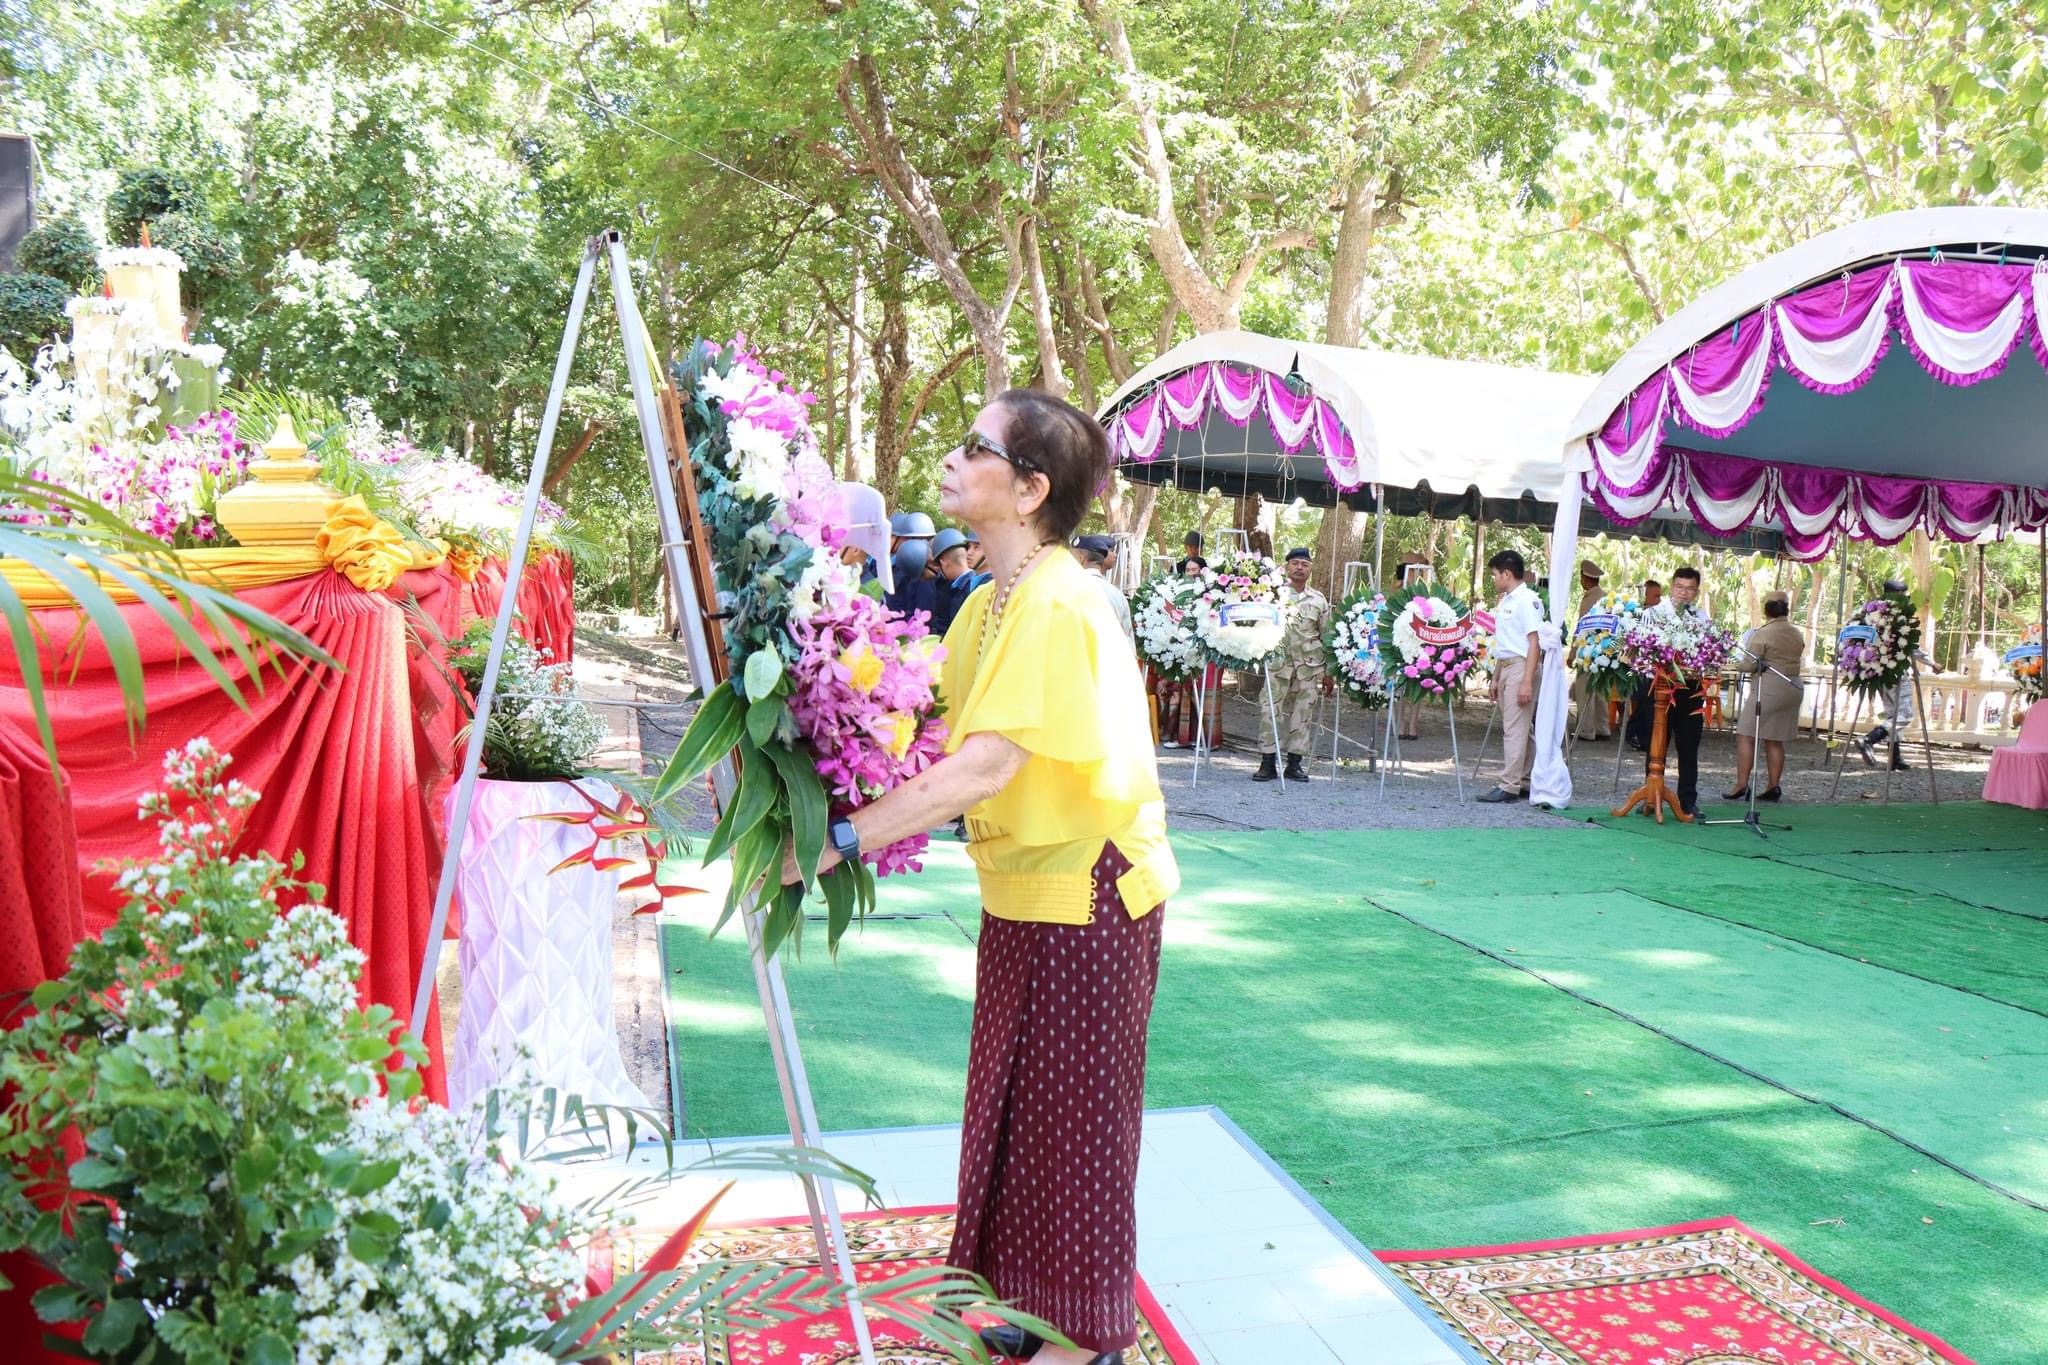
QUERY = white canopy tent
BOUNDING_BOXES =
[1531,206,2048,809]
[1095,331,1789,581]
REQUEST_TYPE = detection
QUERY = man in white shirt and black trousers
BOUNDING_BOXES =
[1657,565,1712,816]
[1477,550,1543,803]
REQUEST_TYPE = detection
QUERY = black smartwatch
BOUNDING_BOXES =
[829,818,861,861]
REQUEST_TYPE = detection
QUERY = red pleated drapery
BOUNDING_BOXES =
[468,550,577,666]
[0,570,447,1102]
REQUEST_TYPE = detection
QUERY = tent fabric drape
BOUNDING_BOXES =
[1584,259,2048,559]
[1105,361,1366,490]
[0,571,448,1102]
[1529,467,1583,809]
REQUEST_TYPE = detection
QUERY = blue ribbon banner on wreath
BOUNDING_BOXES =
[1837,623,1878,646]
[1220,601,1283,627]
[2004,642,2043,665]
[1574,613,1620,638]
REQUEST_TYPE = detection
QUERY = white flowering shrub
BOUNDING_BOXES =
[0,742,1056,1364]
[450,619,607,780]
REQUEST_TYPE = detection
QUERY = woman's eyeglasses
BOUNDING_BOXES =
[958,431,1042,475]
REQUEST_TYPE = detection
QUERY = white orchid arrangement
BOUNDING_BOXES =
[1620,601,1736,684]
[1130,574,1206,681]
[1321,587,1389,708]
[1833,595,1921,699]
[1192,549,1287,671]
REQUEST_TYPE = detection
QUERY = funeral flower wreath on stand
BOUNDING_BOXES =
[1378,584,1480,703]
[1192,549,1288,672]
[1131,573,1206,681]
[1834,595,1922,699]
[2005,623,2043,703]
[1321,585,1390,709]
[1573,590,1643,702]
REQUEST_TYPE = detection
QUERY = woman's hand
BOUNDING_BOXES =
[781,840,842,887]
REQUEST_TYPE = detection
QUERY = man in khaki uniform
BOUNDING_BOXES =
[1254,547,1333,783]
[1570,560,1612,740]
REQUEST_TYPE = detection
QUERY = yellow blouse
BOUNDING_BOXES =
[938,551,1179,924]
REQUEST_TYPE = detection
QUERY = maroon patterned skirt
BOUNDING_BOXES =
[947,843,1166,1353]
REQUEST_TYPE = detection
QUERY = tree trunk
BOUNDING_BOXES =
[846,248,867,478]
[840,56,1018,398]
[1020,215,1067,398]
[543,419,603,496]
[867,281,910,490]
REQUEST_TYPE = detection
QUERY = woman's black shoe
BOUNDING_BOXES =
[1758,786,1782,802]
[1721,786,1749,802]
[978,1324,1044,1360]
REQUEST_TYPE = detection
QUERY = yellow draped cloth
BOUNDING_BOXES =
[0,497,441,607]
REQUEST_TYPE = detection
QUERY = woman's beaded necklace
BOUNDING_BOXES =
[977,538,1059,664]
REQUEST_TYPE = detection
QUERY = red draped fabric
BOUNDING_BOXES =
[0,571,446,1103]
[522,552,576,667]
[468,551,576,666]
[0,726,82,1002]
[0,726,87,1357]
[386,565,469,928]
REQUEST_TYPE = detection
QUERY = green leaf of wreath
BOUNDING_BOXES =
[653,680,744,802]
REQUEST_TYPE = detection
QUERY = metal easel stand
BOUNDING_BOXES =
[1444,694,1465,801]
[1912,657,1941,805]
[1611,724,1629,795]
[1466,704,1497,784]
[1376,700,1410,799]
[1261,659,1288,790]
[1828,688,1869,803]
[408,232,879,1365]
[1188,668,1209,788]
[1697,654,1794,840]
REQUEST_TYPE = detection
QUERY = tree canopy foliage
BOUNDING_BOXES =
[3,0,2041,637]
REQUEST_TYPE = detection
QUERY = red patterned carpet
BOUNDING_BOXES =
[1380,1217,1973,1365]
[609,1203,1198,1364]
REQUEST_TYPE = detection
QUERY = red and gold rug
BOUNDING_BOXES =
[610,1203,1198,1364]
[1380,1217,1974,1365]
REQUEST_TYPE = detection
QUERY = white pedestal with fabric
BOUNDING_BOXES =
[446,777,651,1113]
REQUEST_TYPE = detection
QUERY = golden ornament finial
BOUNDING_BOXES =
[214,411,338,545]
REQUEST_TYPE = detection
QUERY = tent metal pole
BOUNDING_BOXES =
[1372,484,1386,590]
[1822,536,1849,743]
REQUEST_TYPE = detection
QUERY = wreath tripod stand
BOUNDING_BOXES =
[410,231,882,1363]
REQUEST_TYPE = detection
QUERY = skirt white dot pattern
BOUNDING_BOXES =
[946,842,1165,1354]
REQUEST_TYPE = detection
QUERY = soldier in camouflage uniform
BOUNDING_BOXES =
[1254,547,1333,782]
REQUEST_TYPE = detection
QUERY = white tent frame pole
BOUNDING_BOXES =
[412,232,876,1365]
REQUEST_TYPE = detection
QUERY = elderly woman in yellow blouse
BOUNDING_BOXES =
[783,390,1176,1365]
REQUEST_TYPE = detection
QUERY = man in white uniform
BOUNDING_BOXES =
[1477,549,1543,802]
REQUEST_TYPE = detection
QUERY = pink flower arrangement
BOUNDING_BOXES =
[787,593,949,876]
[72,409,250,546]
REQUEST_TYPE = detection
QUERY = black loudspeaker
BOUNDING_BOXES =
[0,134,38,273]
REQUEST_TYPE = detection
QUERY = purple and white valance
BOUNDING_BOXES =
[1587,258,2048,557]
[1104,361,1366,492]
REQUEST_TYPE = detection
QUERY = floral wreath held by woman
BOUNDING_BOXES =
[781,390,1178,1365]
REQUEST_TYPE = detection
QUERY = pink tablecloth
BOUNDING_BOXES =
[1984,703,2048,810]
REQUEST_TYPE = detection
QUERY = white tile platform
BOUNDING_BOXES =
[543,1105,1475,1365]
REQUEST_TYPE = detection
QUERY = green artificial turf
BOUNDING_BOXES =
[1589,797,2048,857]
[662,828,2048,1361]
[1386,888,2048,1206]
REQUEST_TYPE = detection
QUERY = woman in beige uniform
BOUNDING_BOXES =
[1724,591,1805,801]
